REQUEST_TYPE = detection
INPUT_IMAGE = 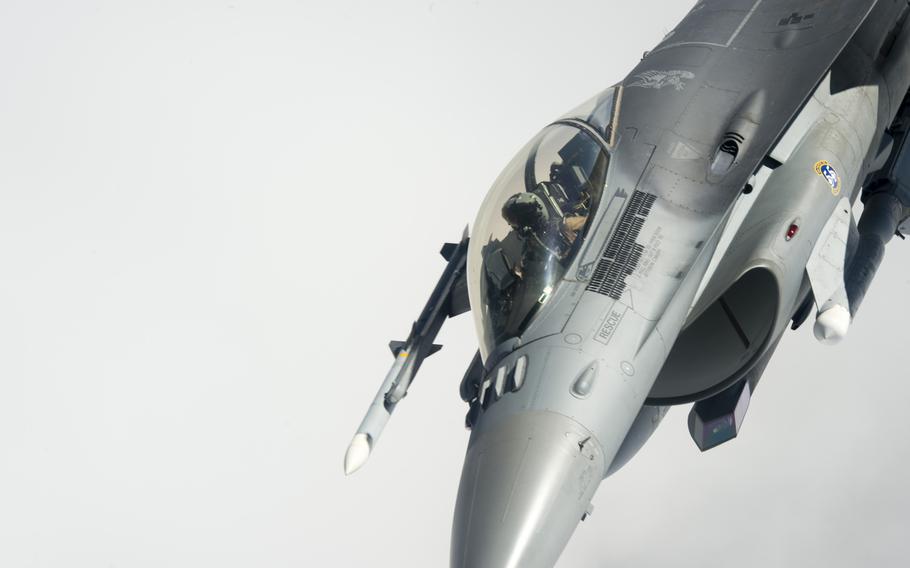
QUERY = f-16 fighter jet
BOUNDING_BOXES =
[346,1,910,565]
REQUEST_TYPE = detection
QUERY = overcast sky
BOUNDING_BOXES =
[1,1,909,567]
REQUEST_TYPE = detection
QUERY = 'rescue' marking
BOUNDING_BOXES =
[595,306,627,346]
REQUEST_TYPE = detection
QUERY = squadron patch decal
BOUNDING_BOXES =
[627,70,695,91]
[814,160,840,195]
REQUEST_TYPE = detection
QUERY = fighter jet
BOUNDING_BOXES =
[345,1,910,565]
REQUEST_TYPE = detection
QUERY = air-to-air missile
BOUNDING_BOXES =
[343,231,470,475]
[345,1,910,565]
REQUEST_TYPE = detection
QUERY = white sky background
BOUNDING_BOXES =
[1,1,909,567]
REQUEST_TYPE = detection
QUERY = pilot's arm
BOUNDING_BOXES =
[561,215,587,244]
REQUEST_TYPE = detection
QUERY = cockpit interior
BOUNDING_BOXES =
[469,122,612,355]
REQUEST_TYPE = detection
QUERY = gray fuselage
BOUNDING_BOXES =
[453,2,910,567]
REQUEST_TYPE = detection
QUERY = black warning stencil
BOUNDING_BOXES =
[586,191,656,299]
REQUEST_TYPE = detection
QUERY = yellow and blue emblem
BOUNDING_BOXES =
[814,160,840,195]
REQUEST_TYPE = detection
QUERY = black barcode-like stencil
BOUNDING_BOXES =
[586,191,656,299]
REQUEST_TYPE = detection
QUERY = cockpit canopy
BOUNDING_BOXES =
[467,121,613,358]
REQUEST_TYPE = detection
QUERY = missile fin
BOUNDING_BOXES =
[388,340,406,356]
[440,242,458,261]
[806,198,851,310]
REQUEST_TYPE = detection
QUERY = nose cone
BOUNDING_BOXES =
[451,411,605,568]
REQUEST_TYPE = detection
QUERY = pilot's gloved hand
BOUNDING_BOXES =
[559,215,587,245]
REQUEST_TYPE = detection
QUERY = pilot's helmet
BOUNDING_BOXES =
[502,192,549,235]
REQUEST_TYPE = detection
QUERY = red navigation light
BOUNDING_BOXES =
[785,223,799,241]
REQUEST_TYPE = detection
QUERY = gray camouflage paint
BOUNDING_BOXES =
[451,1,910,566]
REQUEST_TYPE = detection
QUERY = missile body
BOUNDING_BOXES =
[344,232,470,475]
[344,348,413,475]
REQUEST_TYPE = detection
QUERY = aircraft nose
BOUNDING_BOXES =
[451,411,605,568]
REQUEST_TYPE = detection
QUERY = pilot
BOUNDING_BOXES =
[501,192,550,238]
[501,192,588,281]
[501,193,587,254]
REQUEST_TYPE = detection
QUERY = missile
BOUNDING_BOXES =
[814,298,851,345]
[344,347,415,475]
[344,230,471,475]
[804,197,853,345]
